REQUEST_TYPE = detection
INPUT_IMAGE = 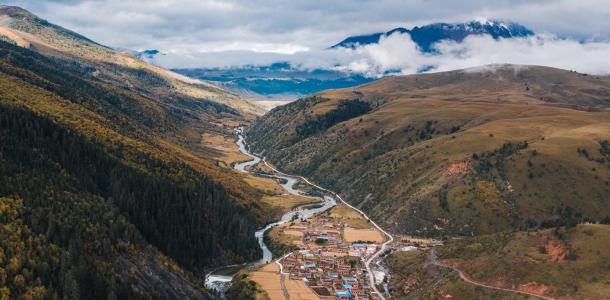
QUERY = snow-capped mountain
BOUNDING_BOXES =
[332,20,535,52]
[175,20,534,99]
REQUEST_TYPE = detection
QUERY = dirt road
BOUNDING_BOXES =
[428,250,556,300]
[263,159,393,300]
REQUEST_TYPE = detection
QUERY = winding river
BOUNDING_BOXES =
[204,128,336,295]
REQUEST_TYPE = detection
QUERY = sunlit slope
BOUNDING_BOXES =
[248,65,610,236]
[0,12,273,300]
[0,5,263,116]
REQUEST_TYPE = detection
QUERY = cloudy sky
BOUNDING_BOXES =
[5,0,610,74]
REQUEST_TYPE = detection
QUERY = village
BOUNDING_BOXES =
[255,202,445,300]
[276,214,382,300]
[226,137,443,300]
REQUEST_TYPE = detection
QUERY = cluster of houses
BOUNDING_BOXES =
[304,229,341,246]
[273,216,389,299]
[281,250,374,299]
[269,208,445,299]
[348,243,378,257]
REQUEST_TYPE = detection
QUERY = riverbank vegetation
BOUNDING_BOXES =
[264,227,300,258]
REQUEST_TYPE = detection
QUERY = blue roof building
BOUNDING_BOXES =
[343,277,356,283]
[336,290,352,300]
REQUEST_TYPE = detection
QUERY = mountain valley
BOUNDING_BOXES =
[0,5,274,299]
[0,3,609,300]
[248,65,610,237]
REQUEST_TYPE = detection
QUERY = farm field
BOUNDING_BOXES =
[250,264,285,300]
[344,228,385,243]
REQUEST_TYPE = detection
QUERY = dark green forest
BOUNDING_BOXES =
[295,99,371,139]
[0,39,261,299]
[0,103,260,298]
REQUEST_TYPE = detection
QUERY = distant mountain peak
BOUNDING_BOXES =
[135,49,161,61]
[332,19,534,52]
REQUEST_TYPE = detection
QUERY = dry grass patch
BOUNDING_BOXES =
[250,264,284,300]
[285,278,320,300]
[262,195,320,213]
[344,228,385,243]
[269,225,301,248]
[283,230,304,237]
[251,263,321,299]
[244,176,287,195]
[327,204,373,229]
[200,132,250,167]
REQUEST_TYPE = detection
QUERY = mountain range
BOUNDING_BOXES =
[174,63,373,102]
[332,19,535,51]
[174,20,536,102]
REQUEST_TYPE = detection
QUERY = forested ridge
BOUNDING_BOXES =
[0,102,260,298]
[0,38,261,299]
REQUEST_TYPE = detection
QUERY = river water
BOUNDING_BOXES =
[204,127,336,295]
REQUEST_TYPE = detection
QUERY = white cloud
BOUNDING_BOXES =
[8,0,610,51]
[151,31,610,76]
[429,34,610,74]
[4,0,610,74]
[308,33,610,76]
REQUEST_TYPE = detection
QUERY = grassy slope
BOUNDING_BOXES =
[248,65,610,237]
[0,5,263,116]
[386,224,610,299]
[0,7,272,299]
[386,250,534,300]
[440,224,610,299]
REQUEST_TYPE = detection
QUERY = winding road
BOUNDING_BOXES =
[233,127,394,299]
[234,127,563,300]
[276,252,292,300]
[428,250,556,300]
[262,159,394,300]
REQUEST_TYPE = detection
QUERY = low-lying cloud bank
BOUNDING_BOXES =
[11,0,610,76]
[154,32,610,76]
[341,33,610,76]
